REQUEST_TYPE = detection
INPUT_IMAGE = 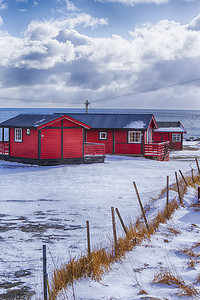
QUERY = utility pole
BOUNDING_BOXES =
[84,100,90,114]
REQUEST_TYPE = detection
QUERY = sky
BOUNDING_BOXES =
[0,0,200,109]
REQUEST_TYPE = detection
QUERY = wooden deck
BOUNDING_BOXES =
[84,142,105,156]
[144,141,170,161]
[0,141,9,155]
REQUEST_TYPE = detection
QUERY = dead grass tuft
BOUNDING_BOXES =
[137,289,148,295]
[153,269,199,297]
[167,226,181,236]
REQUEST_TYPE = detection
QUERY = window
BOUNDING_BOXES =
[172,134,181,142]
[26,129,31,135]
[15,128,22,142]
[99,132,107,140]
[128,131,141,143]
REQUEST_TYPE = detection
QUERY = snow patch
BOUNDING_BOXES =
[155,127,185,132]
[124,121,146,128]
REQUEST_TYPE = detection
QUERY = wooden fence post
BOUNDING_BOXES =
[179,170,188,186]
[115,208,128,235]
[111,207,118,256]
[198,187,200,202]
[43,245,48,300]
[191,168,195,183]
[86,221,91,261]
[166,175,169,219]
[133,182,149,231]
[175,172,182,204]
[195,158,200,175]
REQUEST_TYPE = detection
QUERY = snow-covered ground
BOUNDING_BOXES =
[0,142,200,299]
[71,187,200,300]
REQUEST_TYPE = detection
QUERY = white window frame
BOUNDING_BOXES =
[128,131,141,144]
[15,128,22,142]
[172,134,181,142]
[99,131,107,140]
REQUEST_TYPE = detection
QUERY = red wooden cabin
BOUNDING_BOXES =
[0,113,185,165]
[0,114,105,165]
[66,113,170,161]
[154,121,186,150]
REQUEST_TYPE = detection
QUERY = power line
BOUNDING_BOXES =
[91,78,200,103]
[0,77,199,105]
[0,96,81,105]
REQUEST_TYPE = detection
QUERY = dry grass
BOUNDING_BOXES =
[153,268,199,297]
[167,226,181,236]
[50,171,200,299]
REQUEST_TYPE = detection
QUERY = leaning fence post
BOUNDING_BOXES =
[175,172,182,204]
[179,170,188,186]
[133,182,149,231]
[166,175,169,219]
[43,245,48,300]
[195,158,200,175]
[86,220,91,261]
[115,208,128,235]
[111,207,118,256]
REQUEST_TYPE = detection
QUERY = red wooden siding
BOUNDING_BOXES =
[86,130,113,154]
[114,130,142,155]
[40,129,61,159]
[63,128,83,158]
[154,132,183,150]
[47,120,62,127]
[63,119,81,127]
[10,128,38,158]
[86,129,143,155]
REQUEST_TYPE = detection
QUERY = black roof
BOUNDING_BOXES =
[0,113,154,130]
[157,121,181,128]
[66,113,154,129]
[0,114,64,128]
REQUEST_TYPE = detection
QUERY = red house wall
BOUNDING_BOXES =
[86,130,113,154]
[86,129,143,155]
[47,120,62,127]
[63,128,83,158]
[40,129,61,159]
[154,132,182,150]
[10,128,38,158]
[115,130,142,155]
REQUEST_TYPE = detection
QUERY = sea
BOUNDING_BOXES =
[0,108,199,139]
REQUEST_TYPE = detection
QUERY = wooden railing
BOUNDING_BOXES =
[144,141,169,161]
[0,141,9,155]
[84,143,105,157]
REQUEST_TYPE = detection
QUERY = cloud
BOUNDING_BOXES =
[66,0,77,11]
[96,0,168,5]
[18,9,27,12]
[0,15,200,109]
[0,16,3,26]
[60,13,108,29]
[0,0,7,10]
[187,14,200,31]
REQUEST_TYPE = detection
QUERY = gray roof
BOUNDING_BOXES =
[0,114,64,128]
[67,113,154,129]
[0,113,155,130]
[157,121,181,128]
[155,121,186,133]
